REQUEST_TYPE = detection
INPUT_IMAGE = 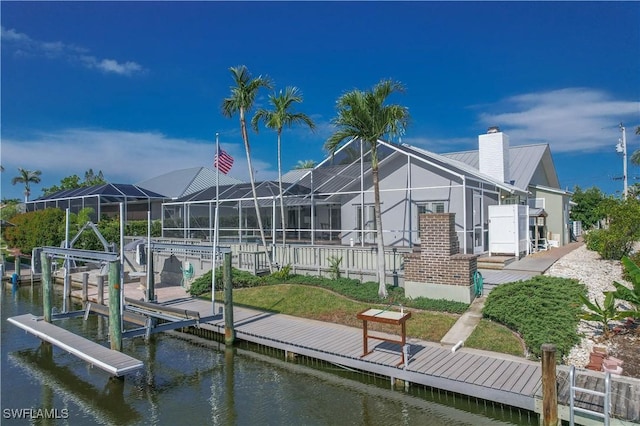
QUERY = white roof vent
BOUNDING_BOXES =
[487,126,501,134]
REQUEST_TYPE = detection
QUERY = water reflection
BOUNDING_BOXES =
[10,346,140,424]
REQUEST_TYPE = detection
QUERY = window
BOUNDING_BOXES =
[528,198,545,209]
[418,202,446,214]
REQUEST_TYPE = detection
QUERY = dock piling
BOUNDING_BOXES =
[108,261,122,351]
[41,252,52,323]
[541,343,559,426]
[97,275,104,305]
[82,272,89,303]
[224,252,235,346]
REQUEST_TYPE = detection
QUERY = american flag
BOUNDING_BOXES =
[214,147,234,174]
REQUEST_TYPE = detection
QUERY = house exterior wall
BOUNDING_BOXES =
[530,188,571,246]
[337,153,503,253]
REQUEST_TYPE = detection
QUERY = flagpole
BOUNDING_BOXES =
[212,132,220,315]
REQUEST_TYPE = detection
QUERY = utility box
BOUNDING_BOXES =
[488,205,528,256]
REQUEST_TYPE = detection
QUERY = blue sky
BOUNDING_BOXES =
[2,1,639,201]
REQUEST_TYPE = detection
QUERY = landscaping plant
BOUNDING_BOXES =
[578,292,624,338]
[482,275,585,359]
[613,256,640,319]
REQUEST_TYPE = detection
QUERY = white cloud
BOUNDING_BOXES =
[1,129,276,199]
[1,26,144,76]
[477,88,639,153]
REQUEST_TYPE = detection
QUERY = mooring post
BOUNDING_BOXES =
[147,249,155,302]
[224,252,235,346]
[108,261,122,351]
[97,275,104,305]
[541,343,559,426]
[14,255,21,278]
[41,252,52,323]
[82,272,89,303]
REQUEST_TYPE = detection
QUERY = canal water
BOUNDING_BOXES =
[1,284,538,425]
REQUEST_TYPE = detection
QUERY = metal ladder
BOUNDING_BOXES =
[569,365,612,425]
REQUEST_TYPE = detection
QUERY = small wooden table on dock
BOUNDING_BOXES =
[357,308,411,366]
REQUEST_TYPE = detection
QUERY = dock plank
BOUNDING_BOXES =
[166,299,640,423]
[7,313,143,376]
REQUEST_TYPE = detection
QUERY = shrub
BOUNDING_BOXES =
[188,267,267,296]
[585,198,640,260]
[483,275,586,359]
[584,228,634,260]
[3,208,65,254]
[270,264,292,280]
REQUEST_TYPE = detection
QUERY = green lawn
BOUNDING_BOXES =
[214,284,513,347]
[465,319,525,356]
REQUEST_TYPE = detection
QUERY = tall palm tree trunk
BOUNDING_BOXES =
[240,108,273,272]
[277,130,287,267]
[372,164,387,298]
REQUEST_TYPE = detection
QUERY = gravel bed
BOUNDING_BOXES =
[544,244,635,367]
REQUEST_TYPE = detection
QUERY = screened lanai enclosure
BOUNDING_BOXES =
[27,183,167,222]
[162,138,526,254]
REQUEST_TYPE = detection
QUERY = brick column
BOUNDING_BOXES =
[404,213,478,303]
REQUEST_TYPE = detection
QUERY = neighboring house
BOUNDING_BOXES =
[443,131,572,248]
[26,167,243,222]
[26,183,168,222]
[160,128,571,256]
[136,167,243,200]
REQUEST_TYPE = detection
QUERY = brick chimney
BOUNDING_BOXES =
[479,126,510,184]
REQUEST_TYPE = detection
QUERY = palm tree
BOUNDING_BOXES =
[325,80,409,298]
[631,126,640,166]
[294,160,317,169]
[221,65,273,271]
[11,168,42,202]
[252,87,315,258]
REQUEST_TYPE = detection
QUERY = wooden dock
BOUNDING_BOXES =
[164,298,640,424]
[7,313,143,377]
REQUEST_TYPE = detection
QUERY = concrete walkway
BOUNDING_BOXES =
[440,240,584,347]
[440,296,485,347]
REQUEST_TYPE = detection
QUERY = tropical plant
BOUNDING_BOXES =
[632,126,640,166]
[252,86,315,261]
[325,79,409,298]
[612,256,640,318]
[42,169,107,195]
[579,292,624,338]
[221,65,273,272]
[294,160,316,169]
[327,255,342,280]
[11,168,42,202]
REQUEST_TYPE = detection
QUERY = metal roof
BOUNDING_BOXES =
[442,144,557,190]
[136,167,243,199]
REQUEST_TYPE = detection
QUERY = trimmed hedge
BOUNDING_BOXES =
[482,275,586,359]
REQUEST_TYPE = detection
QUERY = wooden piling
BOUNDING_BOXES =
[82,272,89,303]
[224,252,235,346]
[14,255,20,277]
[41,252,52,323]
[147,250,155,302]
[108,261,122,351]
[541,343,559,426]
[97,275,104,305]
